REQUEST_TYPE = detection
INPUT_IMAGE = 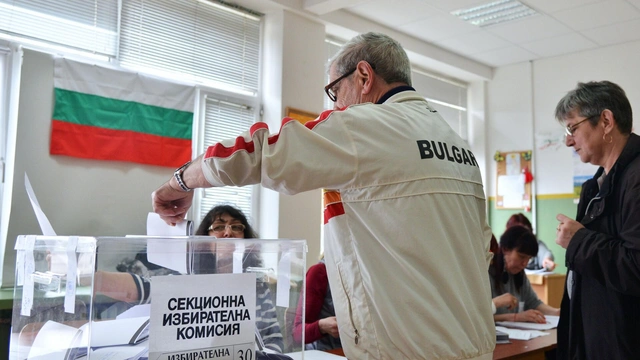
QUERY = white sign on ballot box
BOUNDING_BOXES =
[149,273,257,360]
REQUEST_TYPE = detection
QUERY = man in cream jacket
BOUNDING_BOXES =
[153,32,495,359]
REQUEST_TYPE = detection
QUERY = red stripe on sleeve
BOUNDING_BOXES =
[323,202,345,224]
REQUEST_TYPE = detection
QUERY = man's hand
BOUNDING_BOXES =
[556,214,584,249]
[152,179,194,226]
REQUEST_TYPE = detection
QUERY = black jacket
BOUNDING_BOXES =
[557,133,640,359]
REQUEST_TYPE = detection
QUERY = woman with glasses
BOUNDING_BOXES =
[554,81,640,359]
[192,205,284,353]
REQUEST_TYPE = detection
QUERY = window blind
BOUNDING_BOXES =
[119,0,261,94]
[199,97,255,222]
[324,38,343,110]
[0,0,118,56]
[412,69,468,140]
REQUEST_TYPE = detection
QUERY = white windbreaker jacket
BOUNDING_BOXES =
[202,89,495,359]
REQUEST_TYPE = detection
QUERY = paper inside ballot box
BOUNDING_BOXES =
[24,317,150,359]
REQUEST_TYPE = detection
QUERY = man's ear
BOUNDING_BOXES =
[356,60,375,95]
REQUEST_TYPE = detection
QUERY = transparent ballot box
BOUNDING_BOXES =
[10,236,307,360]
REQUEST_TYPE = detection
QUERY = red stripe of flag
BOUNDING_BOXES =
[50,119,191,168]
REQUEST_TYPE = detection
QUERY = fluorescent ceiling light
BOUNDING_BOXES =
[451,0,538,27]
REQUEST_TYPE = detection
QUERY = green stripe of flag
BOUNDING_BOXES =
[53,88,193,140]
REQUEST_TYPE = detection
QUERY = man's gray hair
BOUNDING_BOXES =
[329,32,412,86]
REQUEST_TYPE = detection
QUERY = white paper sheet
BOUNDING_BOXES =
[276,251,291,308]
[146,212,192,273]
[497,174,525,196]
[497,315,559,331]
[495,326,549,340]
[64,236,78,314]
[28,320,81,359]
[78,317,150,348]
[24,173,56,236]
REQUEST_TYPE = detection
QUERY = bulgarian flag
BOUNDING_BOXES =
[51,58,196,168]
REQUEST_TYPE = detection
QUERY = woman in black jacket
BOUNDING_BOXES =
[554,80,640,359]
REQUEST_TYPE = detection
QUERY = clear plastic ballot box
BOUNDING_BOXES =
[9,235,307,360]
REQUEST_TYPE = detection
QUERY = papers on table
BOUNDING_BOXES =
[495,315,558,341]
[496,326,549,341]
[496,315,559,331]
[524,268,555,275]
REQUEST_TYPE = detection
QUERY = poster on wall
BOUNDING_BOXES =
[573,151,599,203]
[535,131,565,153]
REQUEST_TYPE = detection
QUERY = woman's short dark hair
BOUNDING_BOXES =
[500,225,538,258]
[506,213,532,231]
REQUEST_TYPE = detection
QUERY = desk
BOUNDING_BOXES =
[493,329,557,360]
[304,335,558,360]
[526,273,565,308]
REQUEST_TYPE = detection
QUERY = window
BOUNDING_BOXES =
[0,46,8,220]
[0,0,263,224]
[117,0,262,222]
[324,38,343,110]
[119,0,261,94]
[195,94,258,222]
[412,69,468,140]
[0,0,118,56]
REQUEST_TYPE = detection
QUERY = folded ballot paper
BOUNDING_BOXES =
[496,315,559,331]
[495,326,549,341]
[27,317,150,360]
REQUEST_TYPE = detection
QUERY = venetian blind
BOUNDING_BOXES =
[0,0,118,56]
[412,69,468,140]
[119,0,261,94]
[199,97,255,222]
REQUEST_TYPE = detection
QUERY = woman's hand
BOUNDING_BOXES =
[493,293,518,310]
[515,309,547,324]
[318,316,340,338]
[542,258,556,271]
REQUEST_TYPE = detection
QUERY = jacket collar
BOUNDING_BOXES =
[589,133,640,198]
[376,85,417,104]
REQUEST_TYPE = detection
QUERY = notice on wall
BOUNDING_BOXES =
[149,273,256,360]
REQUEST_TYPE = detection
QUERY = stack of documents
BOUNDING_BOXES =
[495,326,548,341]
[495,315,559,341]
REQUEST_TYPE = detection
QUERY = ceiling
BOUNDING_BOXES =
[340,0,640,68]
[231,0,640,81]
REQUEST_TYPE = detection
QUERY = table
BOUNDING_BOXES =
[493,329,557,360]
[526,273,565,308]
[308,331,558,360]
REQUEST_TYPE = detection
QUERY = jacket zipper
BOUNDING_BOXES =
[585,195,601,219]
[337,267,359,344]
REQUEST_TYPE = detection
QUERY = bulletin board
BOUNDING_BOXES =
[494,150,533,210]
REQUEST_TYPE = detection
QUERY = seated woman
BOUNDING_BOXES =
[292,254,341,350]
[488,234,518,314]
[490,226,560,323]
[95,205,284,353]
[506,213,556,271]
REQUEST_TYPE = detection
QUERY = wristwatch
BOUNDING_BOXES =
[173,160,192,192]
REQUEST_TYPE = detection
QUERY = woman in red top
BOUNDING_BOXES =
[292,255,342,350]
